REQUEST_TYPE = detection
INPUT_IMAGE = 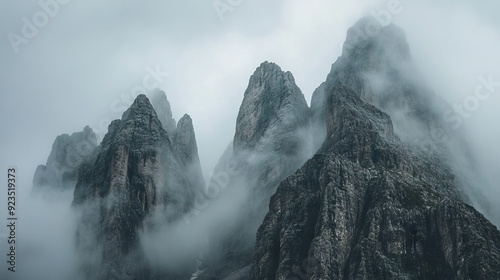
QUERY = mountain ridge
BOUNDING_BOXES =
[251,18,500,280]
[29,17,500,280]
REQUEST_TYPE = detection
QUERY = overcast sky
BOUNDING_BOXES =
[1,0,500,221]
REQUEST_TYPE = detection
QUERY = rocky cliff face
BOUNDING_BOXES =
[149,89,205,193]
[32,125,97,192]
[234,62,310,155]
[310,82,327,153]
[173,114,206,193]
[252,82,500,279]
[197,62,314,279]
[72,94,203,280]
[315,18,449,151]
[232,62,312,202]
[251,19,500,280]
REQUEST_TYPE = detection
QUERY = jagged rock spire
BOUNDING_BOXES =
[196,62,313,280]
[174,114,205,193]
[234,61,310,153]
[73,94,201,280]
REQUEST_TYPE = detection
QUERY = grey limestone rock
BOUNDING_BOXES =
[73,94,202,280]
[252,83,500,279]
[251,19,500,280]
[197,62,313,280]
[32,125,97,192]
[173,114,206,196]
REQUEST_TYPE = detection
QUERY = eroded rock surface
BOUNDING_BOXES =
[251,19,500,280]
[73,94,203,280]
[33,125,97,192]
[197,62,313,280]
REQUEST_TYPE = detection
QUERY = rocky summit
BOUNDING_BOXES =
[72,94,204,280]
[195,61,314,279]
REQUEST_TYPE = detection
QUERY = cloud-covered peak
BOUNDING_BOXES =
[342,16,411,61]
[149,89,177,136]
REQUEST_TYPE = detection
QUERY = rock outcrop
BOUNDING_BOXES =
[196,62,314,279]
[310,82,327,153]
[173,114,206,193]
[234,62,310,155]
[232,62,312,201]
[32,125,97,192]
[72,94,203,280]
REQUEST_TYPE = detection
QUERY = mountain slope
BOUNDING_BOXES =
[251,19,500,280]
[252,83,500,279]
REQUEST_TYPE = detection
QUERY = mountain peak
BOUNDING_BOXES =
[149,89,177,136]
[321,18,433,148]
[342,16,410,60]
[174,114,197,162]
[235,62,309,151]
[173,113,205,193]
[256,61,281,72]
[73,92,201,279]
[121,94,156,121]
[247,61,295,90]
[252,20,500,279]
